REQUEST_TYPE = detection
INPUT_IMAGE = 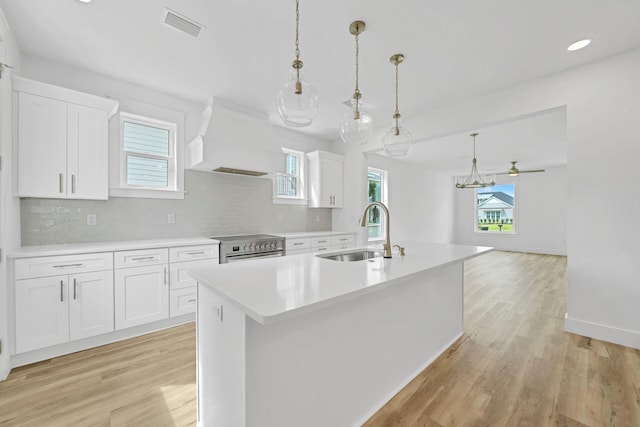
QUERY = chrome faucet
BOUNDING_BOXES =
[360,201,392,258]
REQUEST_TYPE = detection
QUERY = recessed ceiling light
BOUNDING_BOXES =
[567,39,591,52]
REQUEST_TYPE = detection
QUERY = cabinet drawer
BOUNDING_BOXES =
[115,248,168,269]
[311,236,331,247]
[286,248,311,256]
[15,252,113,280]
[312,246,331,253]
[285,238,311,251]
[169,244,218,263]
[170,259,219,290]
[331,234,355,246]
[170,287,197,317]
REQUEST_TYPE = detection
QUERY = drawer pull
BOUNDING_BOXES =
[132,256,156,261]
[187,299,196,303]
[187,251,206,256]
[317,240,328,243]
[293,242,305,246]
[53,263,83,268]
[340,238,349,241]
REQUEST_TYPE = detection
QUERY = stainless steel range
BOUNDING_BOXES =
[210,234,285,263]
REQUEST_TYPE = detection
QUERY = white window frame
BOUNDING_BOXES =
[110,110,185,200]
[474,180,517,235]
[273,148,307,205]
[367,167,388,243]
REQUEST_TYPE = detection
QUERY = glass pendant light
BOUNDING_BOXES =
[339,21,373,145]
[276,0,318,127]
[382,54,412,157]
[455,133,496,189]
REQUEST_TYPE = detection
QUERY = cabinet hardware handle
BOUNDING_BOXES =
[187,251,206,256]
[53,263,83,268]
[60,280,64,302]
[318,240,327,243]
[164,267,168,286]
[59,174,64,193]
[293,242,304,246]
[73,278,77,300]
[71,174,76,194]
[340,238,349,241]
[187,299,196,303]
[132,256,155,261]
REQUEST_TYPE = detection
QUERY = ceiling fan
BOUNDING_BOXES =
[496,161,545,176]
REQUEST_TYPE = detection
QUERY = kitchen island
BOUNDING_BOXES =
[189,242,491,427]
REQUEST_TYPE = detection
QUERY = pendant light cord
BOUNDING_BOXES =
[353,28,361,119]
[293,0,303,94]
[394,61,400,134]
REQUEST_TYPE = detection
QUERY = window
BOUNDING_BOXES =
[476,183,516,233]
[274,148,306,204]
[120,113,177,190]
[367,168,388,241]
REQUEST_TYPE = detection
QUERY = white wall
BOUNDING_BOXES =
[0,8,22,380]
[368,153,454,245]
[364,48,640,349]
[454,165,567,255]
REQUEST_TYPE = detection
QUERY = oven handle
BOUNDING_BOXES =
[225,251,284,263]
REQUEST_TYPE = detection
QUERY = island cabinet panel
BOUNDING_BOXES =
[197,261,465,427]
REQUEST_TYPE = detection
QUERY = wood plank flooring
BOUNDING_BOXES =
[0,251,638,426]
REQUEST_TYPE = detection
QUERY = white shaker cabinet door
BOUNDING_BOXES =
[69,270,114,341]
[67,103,109,200]
[114,264,169,330]
[15,275,69,353]
[17,92,68,198]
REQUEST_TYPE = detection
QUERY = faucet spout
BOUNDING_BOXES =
[360,201,392,258]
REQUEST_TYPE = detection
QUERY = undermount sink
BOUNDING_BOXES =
[317,250,384,262]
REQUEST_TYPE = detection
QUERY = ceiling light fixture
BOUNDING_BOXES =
[455,133,496,189]
[276,0,318,127]
[76,0,92,3]
[339,21,373,146]
[567,39,591,51]
[382,54,412,157]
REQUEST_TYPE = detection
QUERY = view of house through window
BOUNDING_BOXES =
[121,113,176,190]
[367,168,388,241]
[275,149,304,200]
[476,183,515,233]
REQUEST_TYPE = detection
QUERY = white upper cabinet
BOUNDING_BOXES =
[13,77,118,200]
[307,150,344,208]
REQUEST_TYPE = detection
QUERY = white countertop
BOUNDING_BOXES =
[190,242,492,325]
[276,231,356,238]
[8,237,219,258]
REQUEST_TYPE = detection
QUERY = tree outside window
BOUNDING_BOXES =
[367,168,388,241]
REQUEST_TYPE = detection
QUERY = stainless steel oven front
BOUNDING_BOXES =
[210,234,285,264]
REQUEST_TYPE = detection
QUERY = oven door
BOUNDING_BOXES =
[225,251,284,263]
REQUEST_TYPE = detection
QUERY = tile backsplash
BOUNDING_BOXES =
[21,170,333,246]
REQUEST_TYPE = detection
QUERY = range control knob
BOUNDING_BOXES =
[270,242,277,249]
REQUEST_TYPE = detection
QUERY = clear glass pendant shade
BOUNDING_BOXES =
[339,98,373,145]
[276,68,319,128]
[382,118,412,157]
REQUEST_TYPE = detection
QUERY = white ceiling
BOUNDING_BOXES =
[2,0,640,170]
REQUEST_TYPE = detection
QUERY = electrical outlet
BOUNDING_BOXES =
[168,213,176,224]
[87,214,97,226]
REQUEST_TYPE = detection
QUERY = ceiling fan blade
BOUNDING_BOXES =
[494,169,545,175]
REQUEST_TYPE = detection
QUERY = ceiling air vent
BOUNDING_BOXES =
[163,8,206,38]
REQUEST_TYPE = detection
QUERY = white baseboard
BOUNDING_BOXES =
[353,331,464,427]
[565,314,640,350]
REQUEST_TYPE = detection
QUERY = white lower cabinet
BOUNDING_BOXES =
[169,257,218,317]
[114,263,169,330]
[15,269,114,353]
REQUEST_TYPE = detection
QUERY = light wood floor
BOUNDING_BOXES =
[1,251,639,426]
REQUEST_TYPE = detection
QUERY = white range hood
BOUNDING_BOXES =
[187,99,285,177]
